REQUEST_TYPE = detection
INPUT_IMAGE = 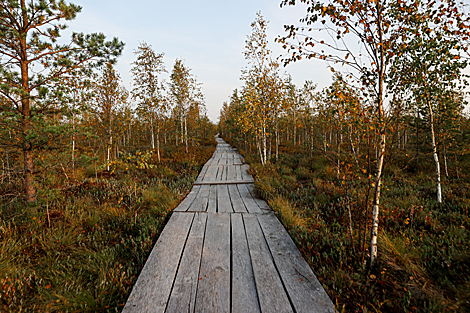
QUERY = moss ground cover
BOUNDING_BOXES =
[0,140,216,312]
[232,138,470,313]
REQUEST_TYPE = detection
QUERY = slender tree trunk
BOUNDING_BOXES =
[348,201,355,254]
[180,116,184,145]
[268,136,272,160]
[337,125,342,178]
[276,116,279,160]
[416,110,420,168]
[5,150,11,183]
[444,148,449,178]
[20,26,36,203]
[184,117,188,153]
[428,100,442,203]
[72,119,75,172]
[107,121,113,171]
[370,4,386,266]
[262,124,267,164]
[150,117,155,150]
[257,135,264,165]
[349,124,360,169]
[293,109,297,146]
[157,123,161,162]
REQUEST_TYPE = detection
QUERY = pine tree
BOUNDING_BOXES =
[0,0,124,203]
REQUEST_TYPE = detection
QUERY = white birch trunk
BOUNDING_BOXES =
[150,117,155,150]
[428,104,442,203]
[157,123,161,162]
[184,117,188,153]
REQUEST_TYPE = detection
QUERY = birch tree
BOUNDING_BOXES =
[389,0,469,203]
[278,0,401,265]
[168,59,204,153]
[242,12,283,165]
[94,63,127,171]
[131,42,166,161]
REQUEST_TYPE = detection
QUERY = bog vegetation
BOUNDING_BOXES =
[1,0,470,312]
[0,1,216,311]
[220,3,470,312]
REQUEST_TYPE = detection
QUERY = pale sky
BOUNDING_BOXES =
[65,0,332,122]
[66,0,470,122]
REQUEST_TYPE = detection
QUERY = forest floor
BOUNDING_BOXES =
[224,138,470,313]
[0,138,216,312]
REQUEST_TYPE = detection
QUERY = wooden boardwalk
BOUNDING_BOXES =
[123,137,335,313]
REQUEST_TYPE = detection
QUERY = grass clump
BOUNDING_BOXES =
[0,141,216,312]
[238,143,470,313]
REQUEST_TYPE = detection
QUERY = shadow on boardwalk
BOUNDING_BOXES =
[123,137,335,313]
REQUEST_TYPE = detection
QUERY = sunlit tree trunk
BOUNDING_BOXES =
[157,122,161,162]
[276,117,279,160]
[150,117,155,150]
[107,126,113,172]
[427,99,442,203]
[370,2,386,266]
[184,117,188,153]
[21,48,36,203]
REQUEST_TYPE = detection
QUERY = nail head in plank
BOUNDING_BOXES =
[194,213,231,313]
[258,213,335,313]
[123,212,195,313]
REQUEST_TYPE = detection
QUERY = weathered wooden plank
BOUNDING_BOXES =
[229,184,248,213]
[123,212,195,313]
[165,213,207,312]
[194,213,231,313]
[235,165,242,180]
[187,184,210,212]
[173,185,200,212]
[237,184,262,214]
[231,214,261,313]
[258,213,335,313]
[193,180,254,186]
[207,184,217,213]
[247,184,271,212]
[243,214,294,313]
[204,165,218,182]
[218,165,226,181]
[218,152,226,165]
[217,184,233,213]
[241,164,251,180]
[227,165,236,181]
[223,165,229,181]
[227,152,234,166]
[195,163,207,182]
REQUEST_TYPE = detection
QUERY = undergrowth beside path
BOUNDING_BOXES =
[0,140,216,312]
[229,139,470,313]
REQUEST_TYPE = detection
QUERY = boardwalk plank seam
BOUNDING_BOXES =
[124,136,335,312]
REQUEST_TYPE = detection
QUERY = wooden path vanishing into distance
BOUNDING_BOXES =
[123,137,335,313]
